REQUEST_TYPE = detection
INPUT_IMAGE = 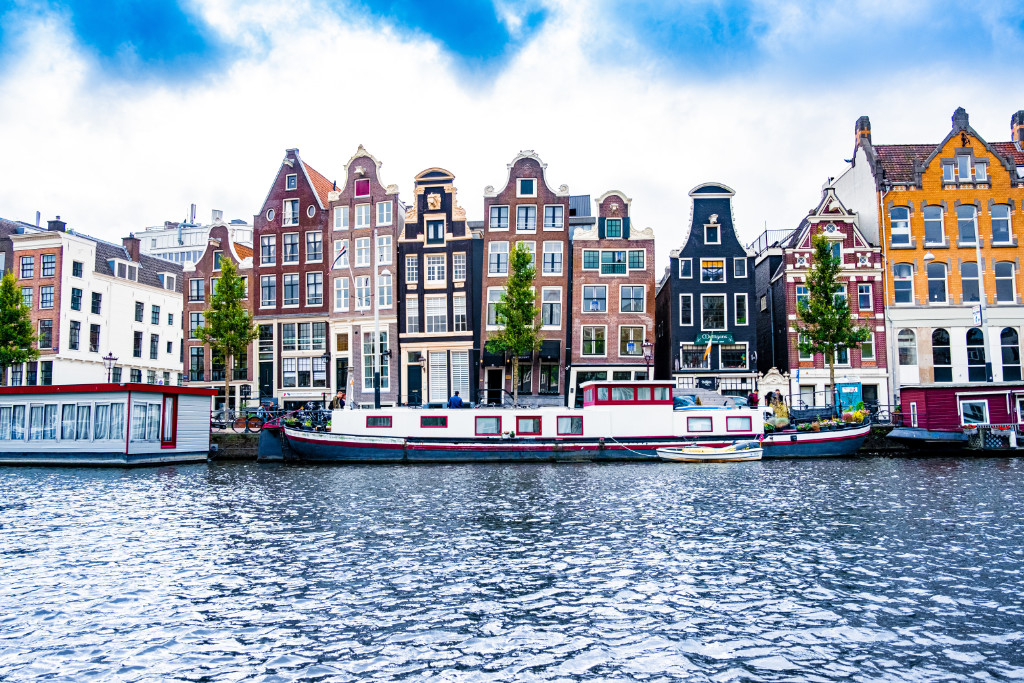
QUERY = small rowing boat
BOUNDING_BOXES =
[656,440,763,463]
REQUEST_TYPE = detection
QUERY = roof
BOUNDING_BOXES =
[990,142,1024,166]
[873,144,934,183]
[303,162,334,208]
[82,234,184,293]
[569,195,591,217]
[233,242,253,259]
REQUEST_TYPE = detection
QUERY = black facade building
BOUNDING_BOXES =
[654,183,757,396]
[397,168,483,405]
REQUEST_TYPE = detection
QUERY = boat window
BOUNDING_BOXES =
[637,387,652,401]
[654,387,670,401]
[959,400,988,425]
[726,416,752,432]
[161,397,175,444]
[77,405,92,441]
[910,402,918,428]
[29,404,57,440]
[367,416,393,428]
[687,416,713,432]
[611,387,634,401]
[557,416,583,435]
[94,404,110,440]
[421,416,447,428]
[476,416,501,435]
[110,403,125,441]
[61,404,76,440]
[517,417,541,435]
[0,405,27,440]
[597,387,609,401]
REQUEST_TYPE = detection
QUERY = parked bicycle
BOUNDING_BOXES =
[210,407,266,433]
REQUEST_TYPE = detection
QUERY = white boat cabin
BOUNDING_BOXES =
[0,383,217,466]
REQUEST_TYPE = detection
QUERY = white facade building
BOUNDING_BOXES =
[139,209,253,267]
[10,221,184,386]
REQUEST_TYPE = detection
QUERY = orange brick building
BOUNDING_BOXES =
[835,108,1024,404]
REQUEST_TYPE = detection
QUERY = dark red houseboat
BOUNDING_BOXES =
[889,383,1024,451]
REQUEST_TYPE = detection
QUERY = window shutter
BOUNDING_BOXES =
[598,217,605,239]
[622,217,630,239]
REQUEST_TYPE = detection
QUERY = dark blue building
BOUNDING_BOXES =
[654,183,757,396]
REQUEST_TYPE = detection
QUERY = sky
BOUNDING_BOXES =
[1,0,1022,267]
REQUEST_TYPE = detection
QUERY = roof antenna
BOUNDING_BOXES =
[332,180,337,191]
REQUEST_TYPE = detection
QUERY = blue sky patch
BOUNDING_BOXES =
[350,0,548,74]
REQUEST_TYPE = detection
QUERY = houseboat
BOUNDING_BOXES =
[262,380,870,463]
[888,383,1024,451]
[0,383,217,466]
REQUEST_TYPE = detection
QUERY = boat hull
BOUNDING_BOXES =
[886,427,969,449]
[761,424,870,458]
[657,447,762,463]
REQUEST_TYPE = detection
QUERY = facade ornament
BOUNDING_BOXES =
[427,193,442,210]
[709,214,718,224]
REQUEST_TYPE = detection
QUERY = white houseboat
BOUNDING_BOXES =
[0,383,217,466]
[265,380,869,463]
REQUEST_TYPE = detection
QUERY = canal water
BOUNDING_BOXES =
[1,458,1023,682]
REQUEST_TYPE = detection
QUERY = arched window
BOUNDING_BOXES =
[893,263,914,304]
[957,205,977,244]
[927,262,947,303]
[932,329,952,382]
[960,261,979,303]
[1001,328,1021,382]
[991,204,1012,244]
[995,262,1016,303]
[967,327,986,382]
[898,329,917,366]
[890,206,911,245]
[923,205,944,244]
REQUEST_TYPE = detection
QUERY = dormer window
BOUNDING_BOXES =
[517,178,536,197]
[157,273,177,291]
[110,260,138,281]
[355,178,370,197]
[704,225,720,244]
[286,174,297,190]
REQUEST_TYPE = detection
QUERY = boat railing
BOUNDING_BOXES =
[964,423,1023,449]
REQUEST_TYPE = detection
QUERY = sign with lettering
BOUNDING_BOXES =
[693,333,734,345]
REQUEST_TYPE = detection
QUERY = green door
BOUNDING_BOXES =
[408,364,422,405]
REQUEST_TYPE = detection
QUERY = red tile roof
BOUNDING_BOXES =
[233,243,253,259]
[873,144,934,183]
[303,162,334,207]
[990,142,1024,166]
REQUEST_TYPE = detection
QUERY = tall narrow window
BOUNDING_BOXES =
[406,255,418,283]
[516,205,536,231]
[260,235,276,264]
[932,329,952,382]
[893,263,914,304]
[453,252,467,281]
[606,219,622,238]
[991,204,1012,244]
[334,277,349,312]
[966,327,986,382]
[961,261,979,302]
[306,232,323,262]
[406,297,419,333]
[890,206,910,245]
[542,242,562,275]
[897,329,917,366]
[378,272,392,307]
[453,295,468,331]
[923,205,944,244]
[334,206,348,230]
[926,262,946,303]
[995,262,1016,302]
[425,297,446,333]
[541,288,561,326]
[957,205,977,243]
[857,284,872,312]
[1001,328,1021,381]
[488,242,508,275]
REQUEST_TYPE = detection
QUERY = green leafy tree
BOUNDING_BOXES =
[195,258,258,411]
[0,271,39,385]
[485,242,542,405]
[796,233,870,412]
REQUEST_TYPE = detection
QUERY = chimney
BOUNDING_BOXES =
[47,216,66,232]
[122,233,141,261]
[855,116,871,146]
[1012,110,1024,152]
[212,209,223,223]
[952,107,970,132]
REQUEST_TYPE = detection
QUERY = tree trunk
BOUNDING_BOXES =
[828,355,836,418]
[225,352,232,415]
[511,358,518,407]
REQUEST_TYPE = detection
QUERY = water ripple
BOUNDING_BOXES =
[1,458,1023,681]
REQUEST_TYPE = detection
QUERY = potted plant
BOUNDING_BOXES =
[962,424,978,435]
[764,422,775,433]
[811,420,821,432]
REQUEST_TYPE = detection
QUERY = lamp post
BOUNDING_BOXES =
[102,352,118,383]
[642,340,654,380]
[321,348,331,408]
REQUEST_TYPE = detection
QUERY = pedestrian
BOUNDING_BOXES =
[774,390,784,405]
[329,390,346,410]
[748,389,758,407]
[447,391,464,409]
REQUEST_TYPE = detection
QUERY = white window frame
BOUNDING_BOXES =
[890,206,911,245]
[425,254,446,285]
[334,277,349,312]
[923,205,944,245]
[516,205,537,232]
[734,293,748,326]
[857,283,872,312]
[619,284,645,313]
[516,178,537,198]
[355,237,371,267]
[406,296,419,333]
[618,325,645,357]
[306,271,323,306]
[582,284,607,313]
[861,332,875,361]
[282,273,299,307]
[995,262,1017,303]
[334,206,348,230]
[453,294,468,332]
[405,255,418,284]
[719,342,748,371]
[700,293,727,332]
[927,261,948,305]
[333,239,349,268]
[678,258,692,279]
[486,287,505,328]
[679,293,693,326]
[355,276,371,310]
[376,235,392,265]
[305,231,323,263]
[541,287,561,329]
[286,173,297,190]
[581,325,607,357]
[488,242,509,275]
[260,275,275,308]
[797,333,812,361]
[700,258,726,283]
[453,252,467,281]
[543,204,564,230]
[282,232,299,263]
[355,203,371,229]
[733,257,747,278]
[959,399,989,425]
[282,199,299,227]
[378,272,393,308]
[991,204,1012,244]
[542,241,563,275]
[704,224,720,245]
[376,201,393,227]
[489,205,509,231]
[425,296,447,333]
[893,263,914,304]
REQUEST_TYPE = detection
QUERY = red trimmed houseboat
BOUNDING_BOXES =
[889,383,1024,450]
[0,383,217,466]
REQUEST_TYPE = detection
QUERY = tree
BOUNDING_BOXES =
[796,233,870,413]
[485,242,542,406]
[195,258,258,411]
[0,271,39,386]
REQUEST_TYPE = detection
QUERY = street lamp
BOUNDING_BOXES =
[102,352,118,383]
[642,340,654,379]
[321,348,331,407]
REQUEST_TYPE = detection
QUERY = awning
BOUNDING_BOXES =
[482,350,505,366]
[540,340,561,361]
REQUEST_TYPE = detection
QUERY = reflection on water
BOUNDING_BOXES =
[1,458,1023,681]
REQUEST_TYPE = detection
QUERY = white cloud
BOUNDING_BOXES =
[0,0,1018,271]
